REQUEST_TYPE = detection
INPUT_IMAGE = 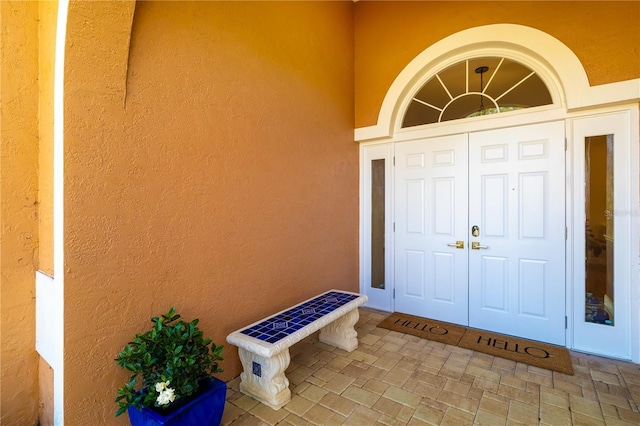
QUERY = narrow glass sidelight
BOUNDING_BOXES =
[584,135,614,326]
[371,159,385,289]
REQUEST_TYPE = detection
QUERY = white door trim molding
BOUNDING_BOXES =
[355,24,640,142]
[360,144,394,312]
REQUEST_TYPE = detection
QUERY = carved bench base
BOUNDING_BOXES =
[319,309,360,352]
[238,348,291,410]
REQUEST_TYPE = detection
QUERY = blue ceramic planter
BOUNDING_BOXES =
[127,377,226,426]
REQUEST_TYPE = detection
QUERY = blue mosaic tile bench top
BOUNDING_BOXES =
[238,291,359,344]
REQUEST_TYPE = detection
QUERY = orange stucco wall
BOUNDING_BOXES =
[0,2,40,424]
[38,357,55,426]
[62,1,356,423]
[354,1,640,128]
[38,0,57,276]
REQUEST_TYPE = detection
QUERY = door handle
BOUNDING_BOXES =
[471,242,489,250]
[447,241,465,249]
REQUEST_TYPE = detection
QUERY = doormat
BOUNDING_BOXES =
[377,313,573,375]
[377,312,466,346]
[459,328,573,375]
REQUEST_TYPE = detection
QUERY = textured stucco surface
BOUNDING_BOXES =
[63,2,137,423]
[0,1,40,424]
[354,1,640,128]
[38,0,57,276]
[63,2,355,424]
[38,357,55,425]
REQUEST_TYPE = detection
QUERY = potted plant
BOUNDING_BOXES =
[115,308,225,426]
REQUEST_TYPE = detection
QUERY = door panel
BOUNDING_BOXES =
[468,121,566,345]
[481,256,508,311]
[482,174,508,236]
[395,134,469,325]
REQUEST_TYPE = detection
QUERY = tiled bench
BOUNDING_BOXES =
[226,290,368,410]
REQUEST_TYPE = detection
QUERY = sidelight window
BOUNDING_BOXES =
[584,135,614,326]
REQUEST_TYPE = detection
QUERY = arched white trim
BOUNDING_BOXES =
[356,24,640,141]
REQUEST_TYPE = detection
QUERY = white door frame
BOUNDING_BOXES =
[357,24,640,361]
[567,108,640,360]
[361,143,394,311]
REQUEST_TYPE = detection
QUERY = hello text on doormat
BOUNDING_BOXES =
[377,313,466,346]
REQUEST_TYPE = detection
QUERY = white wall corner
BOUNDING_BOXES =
[51,0,69,422]
[35,270,63,371]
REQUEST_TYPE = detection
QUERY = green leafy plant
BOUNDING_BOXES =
[115,308,223,417]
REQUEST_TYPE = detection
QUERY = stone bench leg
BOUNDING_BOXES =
[319,308,360,352]
[237,347,291,410]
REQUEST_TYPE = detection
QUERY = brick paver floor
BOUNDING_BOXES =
[222,308,640,425]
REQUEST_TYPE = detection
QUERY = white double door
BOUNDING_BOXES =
[394,122,566,345]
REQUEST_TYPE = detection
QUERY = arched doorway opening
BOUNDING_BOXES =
[359,24,640,361]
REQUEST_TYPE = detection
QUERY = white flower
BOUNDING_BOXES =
[155,384,176,406]
[164,387,176,403]
[156,392,169,406]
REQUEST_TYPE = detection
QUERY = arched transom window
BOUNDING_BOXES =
[402,57,553,128]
